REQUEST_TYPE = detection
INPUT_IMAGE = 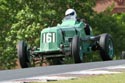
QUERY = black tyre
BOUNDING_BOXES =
[71,35,82,63]
[99,33,114,61]
[17,41,30,68]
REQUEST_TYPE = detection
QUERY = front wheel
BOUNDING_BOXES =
[99,33,114,61]
[17,41,30,68]
[71,35,82,63]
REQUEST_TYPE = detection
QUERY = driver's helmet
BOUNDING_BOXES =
[65,9,77,19]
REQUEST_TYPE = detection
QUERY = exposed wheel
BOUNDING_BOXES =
[71,35,82,63]
[99,33,114,61]
[17,41,30,68]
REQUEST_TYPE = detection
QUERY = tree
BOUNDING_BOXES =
[0,0,96,69]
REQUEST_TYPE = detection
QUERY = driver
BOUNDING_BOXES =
[64,8,84,22]
[65,8,91,35]
[65,8,77,20]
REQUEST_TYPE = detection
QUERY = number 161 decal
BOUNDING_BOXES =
[42,32,56,43]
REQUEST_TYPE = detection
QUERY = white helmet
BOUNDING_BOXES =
[65,9,77,19]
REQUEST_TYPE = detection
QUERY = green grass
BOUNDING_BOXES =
[31,73,125,83]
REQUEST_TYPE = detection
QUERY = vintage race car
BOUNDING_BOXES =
[17,16,114,68]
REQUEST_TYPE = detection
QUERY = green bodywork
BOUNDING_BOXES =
[34,17,94,57]
[17,16,114,68]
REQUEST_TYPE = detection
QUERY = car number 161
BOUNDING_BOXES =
[42,32,56,43]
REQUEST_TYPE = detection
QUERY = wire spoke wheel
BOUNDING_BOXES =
[99,33,114,61]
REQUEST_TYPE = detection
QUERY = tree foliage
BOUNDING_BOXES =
[0,0,124,69]
[0,0,96,69]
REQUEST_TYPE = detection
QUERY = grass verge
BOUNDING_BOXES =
[31,73,125,83]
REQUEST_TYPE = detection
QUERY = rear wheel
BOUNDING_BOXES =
[17,41,30,68]
[99,33,114,61]
[71,35,82,63]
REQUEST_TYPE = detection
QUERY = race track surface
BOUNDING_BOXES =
[0,60,125,81]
